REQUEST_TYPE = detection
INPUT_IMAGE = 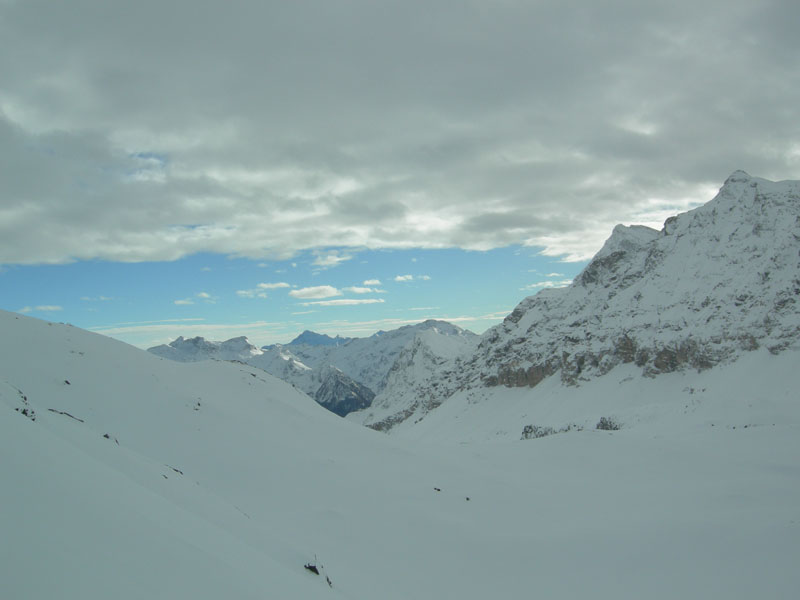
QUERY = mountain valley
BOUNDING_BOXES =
[4,171,800,599]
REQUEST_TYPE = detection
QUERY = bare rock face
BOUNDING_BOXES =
[314,367,375,417]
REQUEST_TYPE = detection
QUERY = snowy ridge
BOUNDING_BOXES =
[149,334,265,362]
[150,320,476,417]
[285,330,352,347]
[348,325,479,430]
[364,171,800,432]
[149,335,373,413]
[286,319,476,395]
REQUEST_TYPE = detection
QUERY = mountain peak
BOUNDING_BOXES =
[724,169,752,185]
[288,330,351,347]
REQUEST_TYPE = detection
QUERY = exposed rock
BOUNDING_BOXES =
[314,367,375,417]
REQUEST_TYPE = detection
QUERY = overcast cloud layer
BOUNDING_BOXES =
[1,0,798,265]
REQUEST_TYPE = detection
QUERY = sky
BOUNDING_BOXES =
[1,0,798,348]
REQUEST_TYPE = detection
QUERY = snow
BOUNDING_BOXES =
[3,308,799,599]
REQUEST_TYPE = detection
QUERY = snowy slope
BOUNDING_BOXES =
[3,309,800,598]
[366,171,800,432]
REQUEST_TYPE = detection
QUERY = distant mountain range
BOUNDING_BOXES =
[148,320,477,417]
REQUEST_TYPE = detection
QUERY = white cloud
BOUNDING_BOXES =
[195,291,217,303]
[257,282,291,289]
[300,298,385,307]
[312,251,353,269]
[344,286,385,294]
[0,2,795,266]
[90,319,292,349]
[363,279,381,285]
[236,289,268,299]
[521,279,573,291]
[236,283,289,298]
[394,274,431,282]
[18,305,63,313]
[289,285,342,300]
[394,275,413,282]
[174,298,194,305]
[103,318,206,327]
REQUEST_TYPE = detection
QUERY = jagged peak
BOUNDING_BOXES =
[288,330,351,347]
[594,224,659,260]
[723,169,752,185]
[220,335,255,347]
[173,335,214,348]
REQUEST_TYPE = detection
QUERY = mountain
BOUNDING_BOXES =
[149,320,477,417]
[3,309,800,598]
[285,330,352,347]
[347,323,480,430]
[356,171,800,434]
[286,320,477,395]
[314,365,375,417]
[148,335,373,414]
[148,334,263,362]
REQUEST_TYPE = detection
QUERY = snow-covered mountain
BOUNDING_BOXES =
[356,171,800,434]
[283,330,352,347]
[347,323,479,430]
[149,319,477,417]
[4,308,800,599]
[148,334,372,415]
[148,334,264,363]
[281,320,477,395]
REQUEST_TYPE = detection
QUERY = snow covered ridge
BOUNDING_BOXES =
[473,170,800,387]
[149,334,265,362]
[355,171,800,431]
[148,320,477,417]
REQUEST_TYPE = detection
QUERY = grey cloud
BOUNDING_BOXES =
[1,0,798,265]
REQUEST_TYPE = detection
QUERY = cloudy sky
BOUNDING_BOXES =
[1,0,798,347]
